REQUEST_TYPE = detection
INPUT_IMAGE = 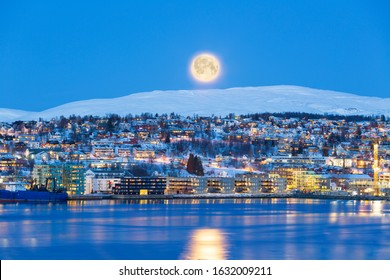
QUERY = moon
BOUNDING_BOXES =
[190,53,220,82]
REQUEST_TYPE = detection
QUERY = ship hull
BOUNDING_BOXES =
[0,190,68,202]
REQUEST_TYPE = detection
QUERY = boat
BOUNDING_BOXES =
[0,189,68,202]
[0,178,68,203]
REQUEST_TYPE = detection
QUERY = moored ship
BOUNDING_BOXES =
[0,178,68,203]
[0,189,68,202]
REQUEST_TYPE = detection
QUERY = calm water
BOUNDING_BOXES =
[1,198,390,260]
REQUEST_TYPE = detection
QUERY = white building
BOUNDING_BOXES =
[84,169,124,194]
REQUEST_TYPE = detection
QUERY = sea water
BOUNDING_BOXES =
[1,198,389,260]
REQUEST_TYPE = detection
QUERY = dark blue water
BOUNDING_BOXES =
[1,198,390,260]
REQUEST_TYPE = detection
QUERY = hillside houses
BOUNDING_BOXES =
[0,112,389,196]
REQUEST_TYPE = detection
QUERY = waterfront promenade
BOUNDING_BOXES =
[68,192,390,201]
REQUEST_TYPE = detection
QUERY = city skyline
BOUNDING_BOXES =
[1,0,389,111]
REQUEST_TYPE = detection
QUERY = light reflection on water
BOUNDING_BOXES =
[0,198,390,259]
[182,228,228,260]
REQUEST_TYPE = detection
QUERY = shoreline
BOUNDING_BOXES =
[68,193,390,201]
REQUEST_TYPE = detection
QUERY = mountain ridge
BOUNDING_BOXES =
[1,85,389,122]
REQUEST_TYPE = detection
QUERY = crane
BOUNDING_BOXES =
[45,177,57,192]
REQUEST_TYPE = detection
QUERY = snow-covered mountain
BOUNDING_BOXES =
[1,85,389,122]
[0,108,36,123]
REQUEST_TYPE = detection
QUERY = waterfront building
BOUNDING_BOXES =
[235,173,263,193]
[259,174,287,193]
[33,163,85,194]
[165,177,202,194]
[234,177,258,193]
[379,172,390,189]
[63,164,85,195]
[165,174,287,195]
[205,177,235,194]
[32,163,64,190]
[292,171,331,192]
[84,169,124,194]
[114,176,166,195]
[270,167,308,190]
[330,174,373,194]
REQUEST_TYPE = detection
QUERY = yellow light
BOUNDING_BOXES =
[140,189,148,195]
[182,229,228,260]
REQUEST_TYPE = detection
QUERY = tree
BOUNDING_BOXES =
[130,165,149,177]
[106,118,115,133]
[186,153,195,174]
[186,154,204,176]
[164,133,171,144]
[106,114,120,133]
[322,146,330,157]
[194,155,204,176]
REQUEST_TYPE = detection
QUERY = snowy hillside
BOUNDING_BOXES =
[0,108,36,123]
[1,85,389,122]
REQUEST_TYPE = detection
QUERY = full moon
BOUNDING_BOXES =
[190,53,220,82]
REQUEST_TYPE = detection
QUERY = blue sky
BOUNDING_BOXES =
[0,0,389,111]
